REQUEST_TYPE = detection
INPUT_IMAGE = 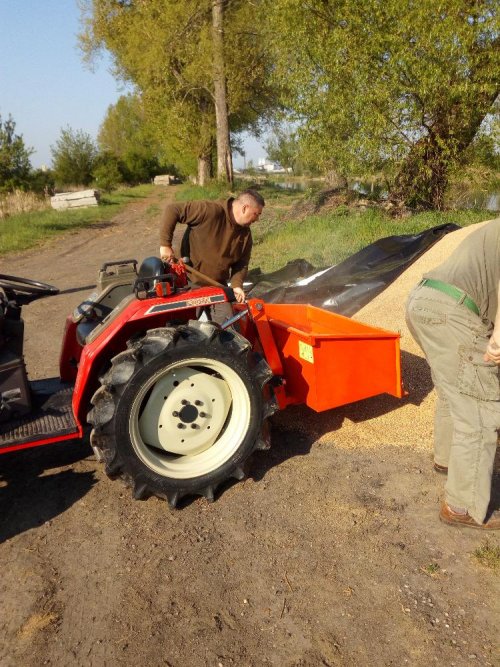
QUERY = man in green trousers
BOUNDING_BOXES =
[406,219,500,529]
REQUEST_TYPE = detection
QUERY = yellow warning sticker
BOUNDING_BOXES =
[299,340,314,363]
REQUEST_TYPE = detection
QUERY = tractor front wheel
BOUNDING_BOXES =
[88,322,274,507]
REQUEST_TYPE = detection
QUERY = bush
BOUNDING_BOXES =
[120,151,161,184]
[0,115,33,192]
[28,168,55,195]
[92,153,123,192]
[51,127,97,187]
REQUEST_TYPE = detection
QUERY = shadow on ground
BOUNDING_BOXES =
[0,439,95,543]
[250,387,410,483]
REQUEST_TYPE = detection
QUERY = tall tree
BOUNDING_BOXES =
[98,94,152,158]
[267,0,499,209]
[98,93,166,181]
[80,0,276,185]
[0,115,33,191]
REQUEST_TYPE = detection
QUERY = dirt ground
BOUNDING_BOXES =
[0,187,498,667]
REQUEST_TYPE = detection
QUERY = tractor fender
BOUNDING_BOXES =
[71,287,231,426]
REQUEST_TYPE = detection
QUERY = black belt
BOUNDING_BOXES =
[420,279,480,316]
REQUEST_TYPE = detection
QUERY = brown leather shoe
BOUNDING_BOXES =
[433,462,448,474]
[439,503,500,530]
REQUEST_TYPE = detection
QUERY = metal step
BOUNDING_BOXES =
[0,378,78,449]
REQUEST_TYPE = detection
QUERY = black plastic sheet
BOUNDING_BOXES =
[246,223,460,317]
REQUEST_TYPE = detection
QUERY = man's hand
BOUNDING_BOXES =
[486,282,500,364]
[233,287,246,303]
[160,245,175,262]
[484,334,500,364]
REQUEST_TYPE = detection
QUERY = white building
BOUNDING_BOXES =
[257,158,290,173]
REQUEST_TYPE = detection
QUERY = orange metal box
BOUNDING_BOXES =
[263,303,405,412]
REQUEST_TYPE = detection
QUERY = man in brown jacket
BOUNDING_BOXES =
[159,189,265,304]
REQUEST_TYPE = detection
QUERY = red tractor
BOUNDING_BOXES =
[0,258,404,507]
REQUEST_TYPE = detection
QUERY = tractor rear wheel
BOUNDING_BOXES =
[88,321,275,507]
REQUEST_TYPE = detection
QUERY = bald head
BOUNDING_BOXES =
[232,189,265,227]
[236,189,265,207]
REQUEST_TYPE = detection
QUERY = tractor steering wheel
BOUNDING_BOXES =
[0,274,59,303]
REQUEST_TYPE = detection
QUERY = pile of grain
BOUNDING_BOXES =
[355,218,496,337]
[325,218,497,452]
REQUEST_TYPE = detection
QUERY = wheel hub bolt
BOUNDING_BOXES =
[191,424,198,429]
[195,400,203,406]
[177,423,186,429]
[199,412,206,418]
[181,399,189,405]
[172,411,179,417]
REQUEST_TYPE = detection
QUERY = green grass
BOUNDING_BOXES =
[472,540,500,571]
[175,182,232,202]
[251,206,494,272]
[421,563,441,577]
[145,203,160,217]
[0,184,154,256]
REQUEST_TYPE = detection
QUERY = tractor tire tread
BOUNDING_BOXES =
[87,321,274,507]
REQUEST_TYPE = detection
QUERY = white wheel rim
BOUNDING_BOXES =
[129,357,252,479]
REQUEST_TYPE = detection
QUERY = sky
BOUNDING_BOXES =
[0,1,265,170]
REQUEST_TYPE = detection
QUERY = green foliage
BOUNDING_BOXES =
[174,179,291,204]
[27,168,55,195]
[472,540,500,571]
[79,0,279,176]
[463,129,500,171]
[92,153,122,192]
[120,151,160,184]
[99,94,149,157]
[51,127,98,187]
[421,563,441,576]
[98,93,167,182]
[266,0,500,209]
[175,182,233,203]
[0,115,33,192]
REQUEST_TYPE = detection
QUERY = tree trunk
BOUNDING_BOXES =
[324,169,348,190]
[391,90,499,210]
[391,136,449,210]
[197,153,212,186]
[212,0,233,185]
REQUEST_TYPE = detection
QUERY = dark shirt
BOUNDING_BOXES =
[159,198,252,289]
